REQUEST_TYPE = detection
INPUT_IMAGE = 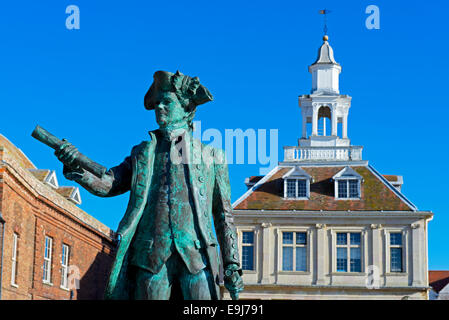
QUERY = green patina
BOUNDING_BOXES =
[35,70,243,300]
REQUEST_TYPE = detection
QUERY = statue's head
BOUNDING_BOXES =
[144,70,213,129]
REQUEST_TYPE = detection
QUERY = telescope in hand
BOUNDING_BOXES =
[31,125,107,178]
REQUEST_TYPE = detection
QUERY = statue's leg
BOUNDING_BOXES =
[134,264,172,300]
[178,265,217,300]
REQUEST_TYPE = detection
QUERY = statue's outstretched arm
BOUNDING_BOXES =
[64,157,132,197]
[55,141,132,197]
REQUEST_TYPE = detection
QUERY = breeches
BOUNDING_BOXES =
[134,250,217,300]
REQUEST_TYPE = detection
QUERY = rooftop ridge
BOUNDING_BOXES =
[0,145,113,239]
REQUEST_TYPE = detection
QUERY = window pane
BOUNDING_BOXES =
[297,180,307,197]
[296,232,307,245]
[44,237,52,258]
[350,248,361,272]
[349,180,359,198]
[391,248,402,272]
[242,246,254,270]
[282,247,293,271]
[337,233,347,245]
[62,245,69,265]
[43,260,49,281]
[286,179,296,198]
[242,232,254,244]
[62,246,66,264]
[283,232,293,245]
[390,233,402,246]
[44,238,49,258]
[350,233,361,246]
[295,247,307,271]
[337,248,348,272]
[338,180,347,198]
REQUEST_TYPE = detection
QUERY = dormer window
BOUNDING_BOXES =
[337,180,359,198]
[283,167,311,199]
[333,166,363,200]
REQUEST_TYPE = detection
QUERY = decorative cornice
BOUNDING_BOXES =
[233,209,433,219]
[261,222,272,228]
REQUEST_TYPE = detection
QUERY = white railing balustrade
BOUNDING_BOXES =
[284,146,363,162]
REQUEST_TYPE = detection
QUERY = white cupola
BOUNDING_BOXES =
[309,35,341,95]
[283,35,363,163]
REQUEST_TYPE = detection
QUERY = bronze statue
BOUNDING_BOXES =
[33,70,243,300]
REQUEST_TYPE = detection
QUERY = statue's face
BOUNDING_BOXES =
[153,91,189,127]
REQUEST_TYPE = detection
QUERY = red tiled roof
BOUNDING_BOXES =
[234,166,413,211]
[429,271,449,293]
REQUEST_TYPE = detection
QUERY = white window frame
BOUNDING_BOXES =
[333,166,363,200]
[280,231,309,272]
[389,233,403,273]
[11,233,18,287]
[238,229,257,273]
[282,167,312,200]
[43,236,53,284]
[335,232,362,272]
[60,244,70,289]
[330,227,368,274]
[384,229,407,274]
[284,178,310,199]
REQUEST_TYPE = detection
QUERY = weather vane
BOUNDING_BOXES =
[319,9,332,35]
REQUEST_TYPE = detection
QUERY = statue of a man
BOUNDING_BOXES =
[55,70,244,300]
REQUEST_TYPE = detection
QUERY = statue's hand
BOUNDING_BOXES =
[55,139,80,169]
[55,140,83,180]
[224,264,244,300]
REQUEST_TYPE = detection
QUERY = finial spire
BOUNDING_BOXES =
[319,9,332,39]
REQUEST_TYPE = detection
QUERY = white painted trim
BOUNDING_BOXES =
[329,227,366,274]
[232,209,433,219]
[277,228,311,273]
[279,160,368,167]
[383,228,408,275]
[367,165,418,211]
[46,170,59,188]
[237,228,258,273]
[332,166,362,180]
[69,187,82,205]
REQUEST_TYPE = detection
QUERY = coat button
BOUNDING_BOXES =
[196,164,201,170]
[204,211,208,217]
[233,253,238,259]
[198,176,204,183]
[199,189,205,196]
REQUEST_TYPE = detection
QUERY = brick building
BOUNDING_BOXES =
[0,134,115,300]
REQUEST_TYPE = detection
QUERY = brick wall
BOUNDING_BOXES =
[0,146,115,300]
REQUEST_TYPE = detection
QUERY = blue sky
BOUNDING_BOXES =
[1,1,448,269]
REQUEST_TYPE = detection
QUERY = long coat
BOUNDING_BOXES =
[74,130,240,299]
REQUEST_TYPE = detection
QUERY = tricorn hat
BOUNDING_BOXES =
[144,70,213,110]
